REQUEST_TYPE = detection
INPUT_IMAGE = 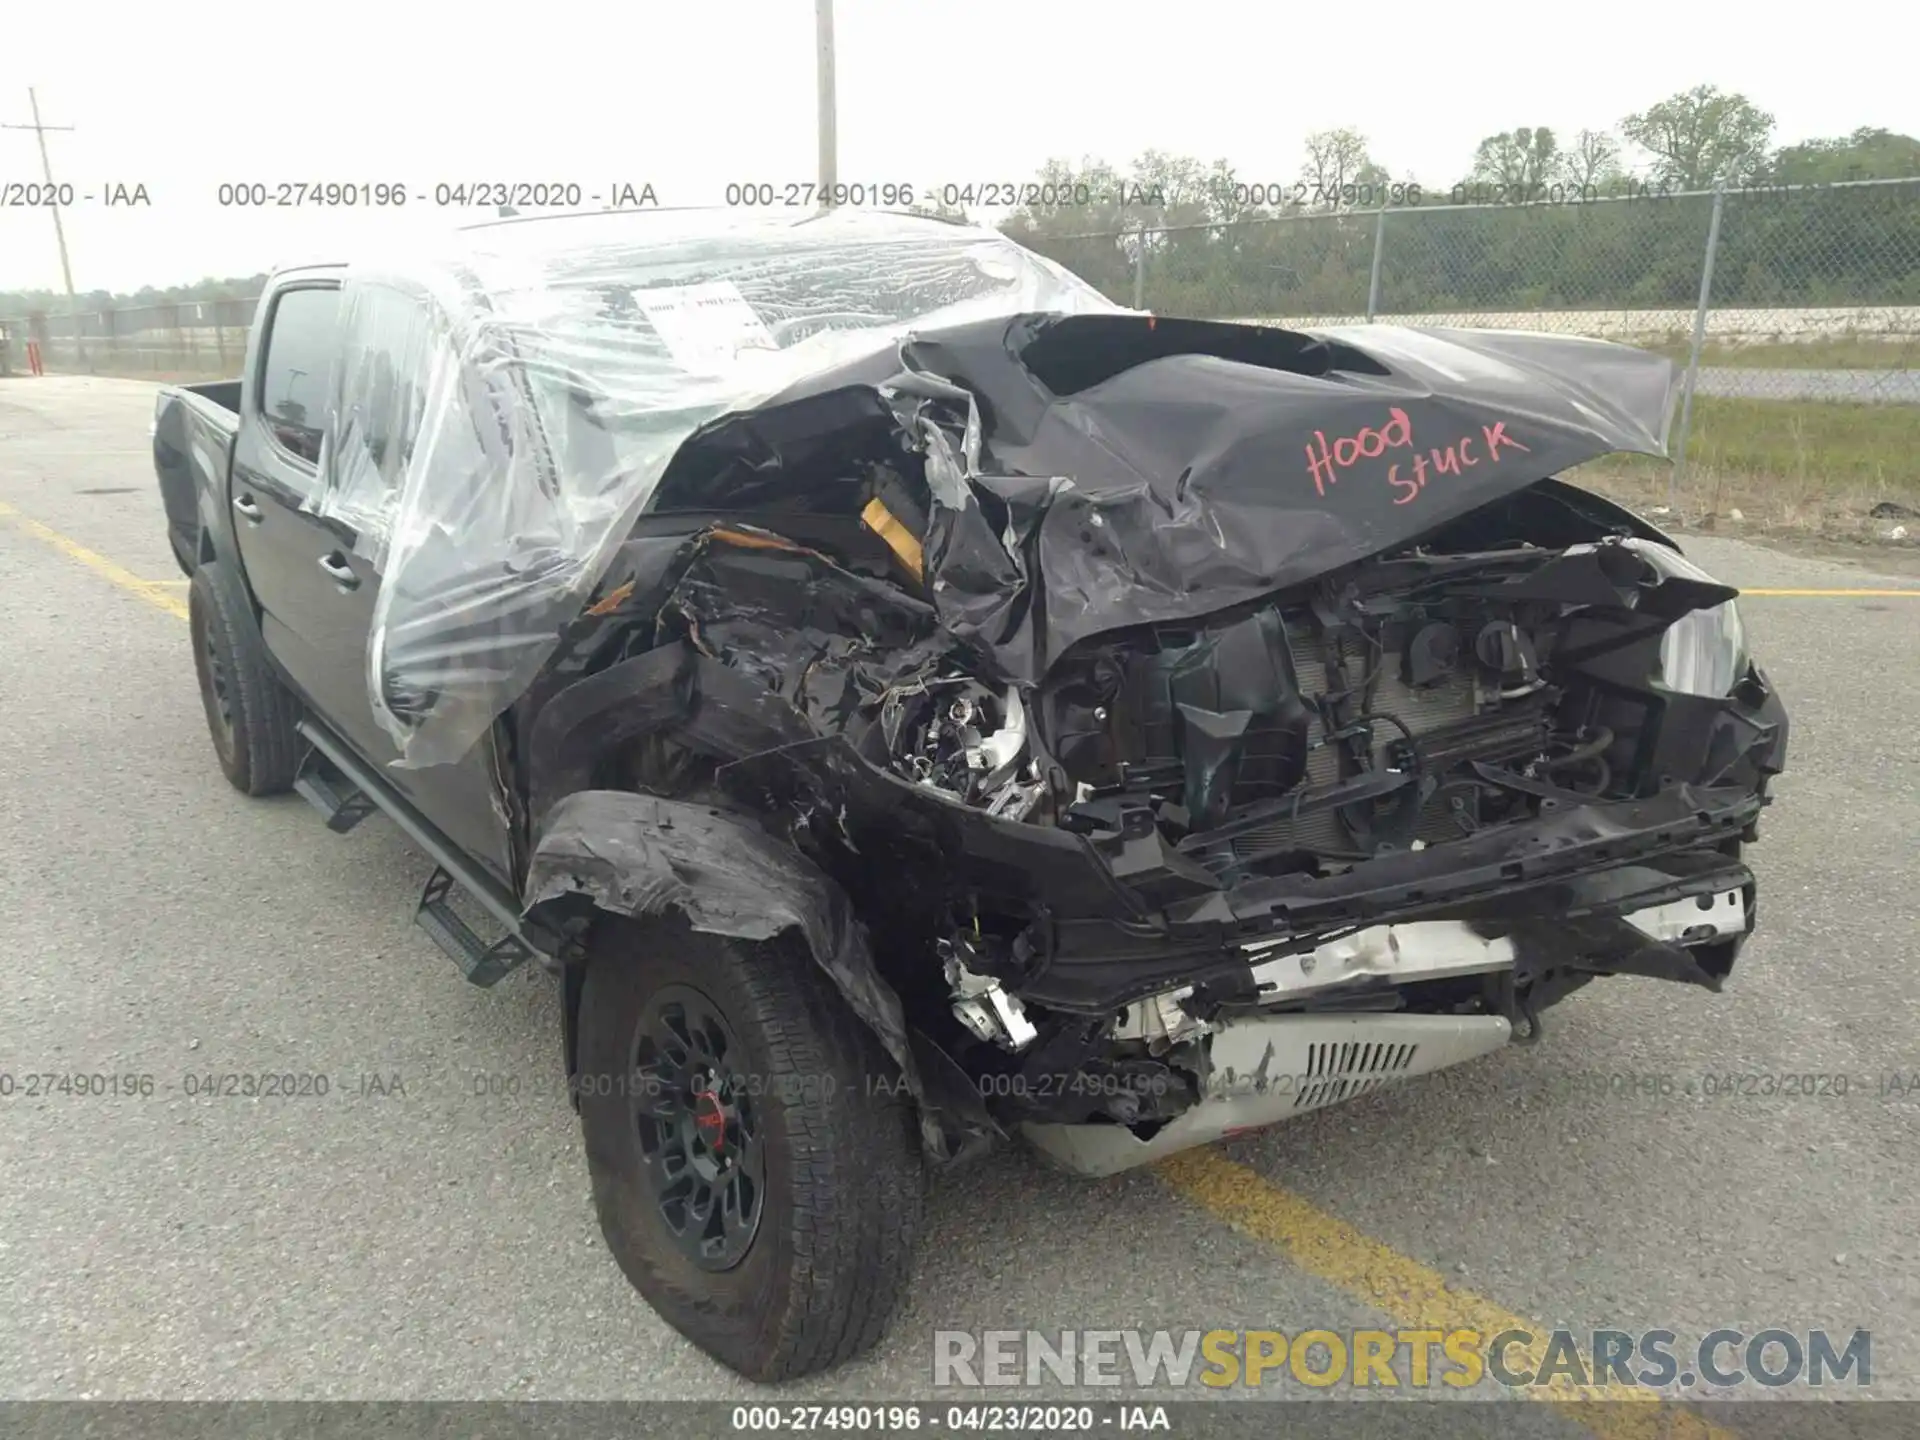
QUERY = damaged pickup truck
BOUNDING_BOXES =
[154,207,1786,1382]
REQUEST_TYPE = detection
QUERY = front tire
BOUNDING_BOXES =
[577,916,925,1382]
[188,558,302,796]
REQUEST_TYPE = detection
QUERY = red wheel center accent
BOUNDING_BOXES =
[693,1088,727,1152]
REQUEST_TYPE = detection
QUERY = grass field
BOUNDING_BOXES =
[1573,396,1920,540]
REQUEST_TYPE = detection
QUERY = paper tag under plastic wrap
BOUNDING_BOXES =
[632,280,778,376]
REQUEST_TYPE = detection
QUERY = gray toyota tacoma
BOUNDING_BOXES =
[152,207,1787,1382]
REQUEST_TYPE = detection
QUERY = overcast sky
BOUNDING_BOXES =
[3,0,1914,295]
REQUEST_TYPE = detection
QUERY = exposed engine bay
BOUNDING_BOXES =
[519,312,1788,1172]
[919,546,1647,876]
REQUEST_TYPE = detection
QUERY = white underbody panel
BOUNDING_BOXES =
[1026,891,1748,1177]
[1023,1013,1512,1176]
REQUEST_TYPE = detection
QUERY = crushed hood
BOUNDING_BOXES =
[671,312,1682,683]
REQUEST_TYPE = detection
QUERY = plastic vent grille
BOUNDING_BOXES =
[1291,1039,1422,1111]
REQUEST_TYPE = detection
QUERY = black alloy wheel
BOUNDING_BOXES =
[630,982,765,1271]
[576,917,926,1381]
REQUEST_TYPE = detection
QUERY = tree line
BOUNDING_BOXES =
[990,86,1920,319]
[1017,172,1920,320]
[0,274,268,329]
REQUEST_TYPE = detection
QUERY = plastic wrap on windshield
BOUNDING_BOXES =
[312,209,1123,768]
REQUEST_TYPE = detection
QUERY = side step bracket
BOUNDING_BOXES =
[294,747,378,833]
[294,720,554,988]
[415,866,538,987]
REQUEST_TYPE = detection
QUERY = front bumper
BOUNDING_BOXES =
[1240,879,1750,1006]
[1014,780,1765,1015]
[1023,879,1752,1177]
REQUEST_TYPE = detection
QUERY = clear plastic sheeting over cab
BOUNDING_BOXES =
[310,206,1123,768]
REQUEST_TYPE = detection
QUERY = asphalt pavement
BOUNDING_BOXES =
[3,377,1918,1426]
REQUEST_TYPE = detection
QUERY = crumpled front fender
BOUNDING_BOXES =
[523,789,995,1162]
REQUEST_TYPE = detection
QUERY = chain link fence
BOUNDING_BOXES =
[1026,176,1919,516]
[3,177,1914,516]
[1030,177,1920,401]
[8,180,1915,399]
[0,295,259,380]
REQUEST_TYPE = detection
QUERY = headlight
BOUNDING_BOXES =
[1622,539,1748,697]
[1660,593,1747,697]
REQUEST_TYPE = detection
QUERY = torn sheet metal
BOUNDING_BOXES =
[309,209,1120,767]
[863,314,1683,682]
[597,311,1681,690]
[522,789,996,1160]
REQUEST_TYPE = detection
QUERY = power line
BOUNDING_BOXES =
[1,88,87,364]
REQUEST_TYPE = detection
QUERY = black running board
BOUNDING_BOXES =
[294,720,552,987]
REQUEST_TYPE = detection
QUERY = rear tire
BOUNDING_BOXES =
[189,558,302,796]
[577,916,925,1382]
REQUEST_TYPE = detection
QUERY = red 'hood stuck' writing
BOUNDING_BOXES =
[1306,410,1531,506]
[1305,409,1413,497]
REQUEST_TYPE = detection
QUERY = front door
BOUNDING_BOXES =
[230,281,515,885]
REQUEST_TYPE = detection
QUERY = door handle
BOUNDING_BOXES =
[318,552,361,590]
[233,495,263,523]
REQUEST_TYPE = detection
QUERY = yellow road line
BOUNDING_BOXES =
[1741,587,1920,597]
[1156,1149,1734,1439]
[0,500,189,621]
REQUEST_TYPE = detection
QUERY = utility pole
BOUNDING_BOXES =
[815,0,837,210]
[1,89,86,366]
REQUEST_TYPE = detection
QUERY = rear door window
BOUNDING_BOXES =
[257,285,341,468]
